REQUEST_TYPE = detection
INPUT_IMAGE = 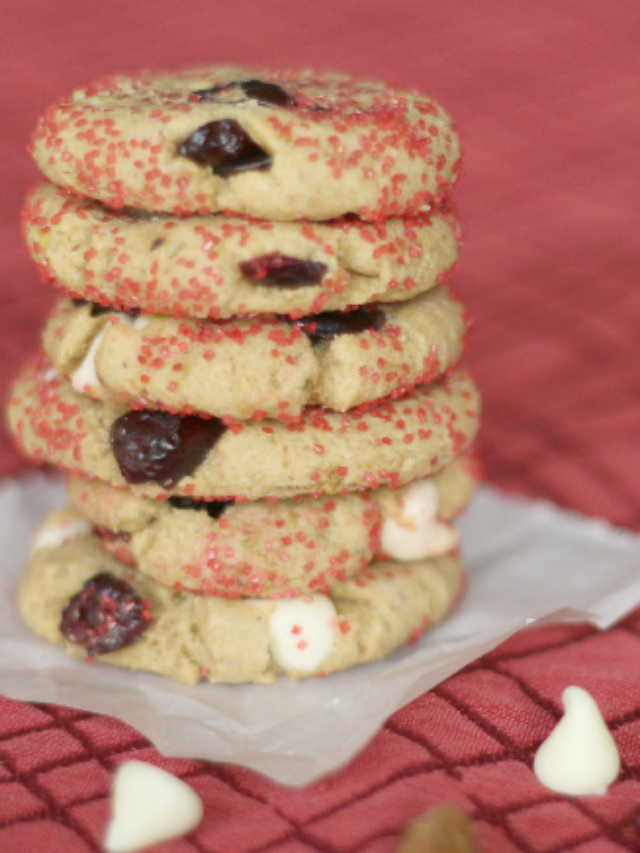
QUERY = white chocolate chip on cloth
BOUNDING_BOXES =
[30,68,462,221]
[534,686,621,796]
[65,452,478,598]
[18,517,464,684]
[43,288,466,419]
[7,352,480,501]
[105,760,203,852]
[24,182,460,320]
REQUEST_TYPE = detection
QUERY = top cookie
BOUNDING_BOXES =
[30,67,462,221]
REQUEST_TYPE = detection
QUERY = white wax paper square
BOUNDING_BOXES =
[1,473,639,786]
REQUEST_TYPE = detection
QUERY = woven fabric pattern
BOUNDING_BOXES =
[1,1,639,849]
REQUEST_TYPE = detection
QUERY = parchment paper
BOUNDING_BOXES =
[1,473,639,786]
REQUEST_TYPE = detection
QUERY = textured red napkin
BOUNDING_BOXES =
[1,2,640,850]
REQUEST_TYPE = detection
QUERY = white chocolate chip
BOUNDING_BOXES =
[132,315,149,331]
[381,480,458,560]
[42,365,60,382]
[104,760,203,852]
[267,594,337,674]
[71,312,148,393]
[71,325,107,393]
[32,518,90,552]
[534,686,620,796]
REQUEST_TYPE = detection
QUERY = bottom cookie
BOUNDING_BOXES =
[19,514,464,684]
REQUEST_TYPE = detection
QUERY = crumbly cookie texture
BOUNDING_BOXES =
[66,453,477,597]
[43,289,466,419]
[24,183,460,320]
[8,352,480,500]
[30,67,462,221]
[19,524,464,684]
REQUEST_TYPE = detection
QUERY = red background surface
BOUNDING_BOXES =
[1,1,640,850]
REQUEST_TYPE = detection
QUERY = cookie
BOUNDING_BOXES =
[8,352,480,500]
[65,453,477,597]
[30,68,462,221]
[43,289,466,419]
[20,517,464,683]
[24,183,460,320]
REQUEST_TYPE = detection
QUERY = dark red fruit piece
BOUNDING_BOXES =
[168,495,233,520]
[191,79,296,108]
[60,572,151,655]
[177,120,272,177]
[111,411,225,488]
[239,253,328,288]
[290,306,387,345]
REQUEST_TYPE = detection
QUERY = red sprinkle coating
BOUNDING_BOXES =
[30,67,462,221]
[8,352,480,502]
[23,184,461,321]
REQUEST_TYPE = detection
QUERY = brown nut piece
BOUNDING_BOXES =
[399,805,480,853]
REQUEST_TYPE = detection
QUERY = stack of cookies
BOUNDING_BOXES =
[8,68,480,684]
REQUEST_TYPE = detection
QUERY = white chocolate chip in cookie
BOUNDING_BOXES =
[71,325,107,393]
[381,480,458,560]
[42,364,60,383]
[32,514,91,553]
[71,313,148,394]
[132,315,149,331]
[266,594,337,674]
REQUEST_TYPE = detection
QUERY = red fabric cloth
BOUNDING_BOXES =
[1,1,640,850]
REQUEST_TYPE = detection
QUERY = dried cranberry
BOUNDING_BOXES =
[191,79,296,108]
[239,253,327,288]
[178,120,272,177]
[111,411,225,488]
[60,572,150,655]
[168,495,232,520]
[290,306,387,345]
